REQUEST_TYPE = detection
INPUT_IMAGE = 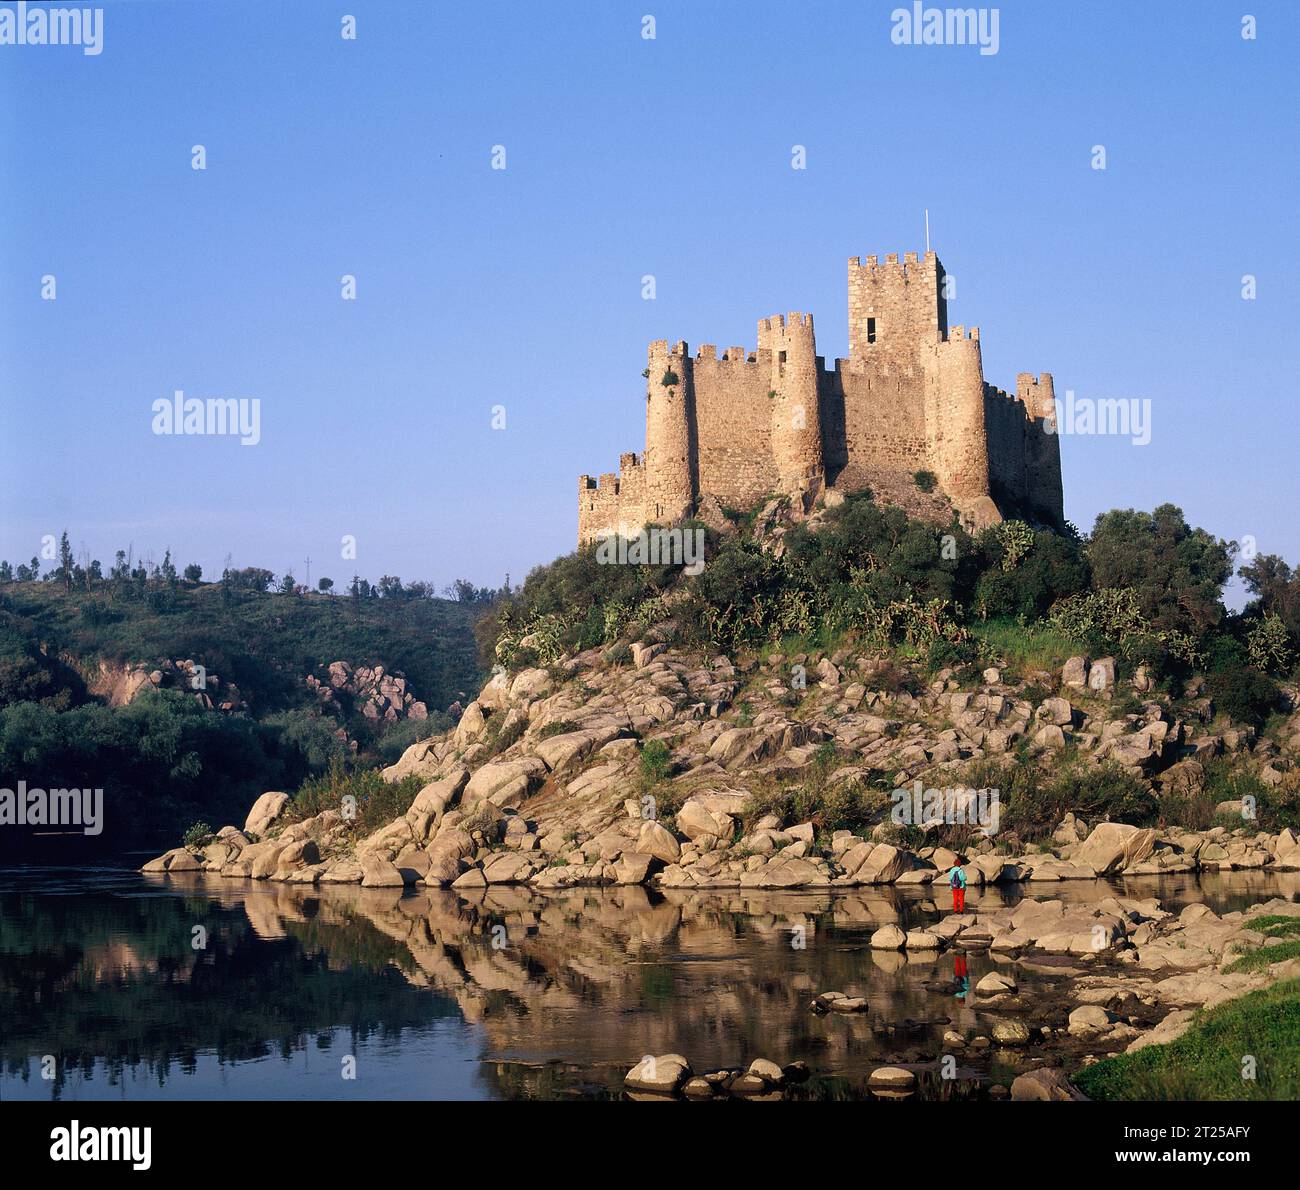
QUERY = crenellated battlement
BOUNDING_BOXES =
[849,249,940,275]
[579,248,1063,542]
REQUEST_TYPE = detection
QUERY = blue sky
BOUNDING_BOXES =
[2,0,1297,601]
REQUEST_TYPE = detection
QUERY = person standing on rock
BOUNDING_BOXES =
[948,864,967,914]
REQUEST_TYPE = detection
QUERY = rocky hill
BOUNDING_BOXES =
[148,632,1300,892]
[143,628,1300,1084]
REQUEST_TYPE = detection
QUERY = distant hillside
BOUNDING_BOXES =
[0,580,484,727]
[0,577,489,859]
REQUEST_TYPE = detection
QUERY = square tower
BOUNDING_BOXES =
[847,250,948,364]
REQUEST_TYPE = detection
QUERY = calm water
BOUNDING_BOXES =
[2,865,1295,1100]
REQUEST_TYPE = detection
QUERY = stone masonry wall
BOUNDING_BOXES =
[578,250,1063,542]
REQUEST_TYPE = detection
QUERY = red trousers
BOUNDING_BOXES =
[953,887,966,913]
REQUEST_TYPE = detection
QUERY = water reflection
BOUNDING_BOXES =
[1,867,1295,1100]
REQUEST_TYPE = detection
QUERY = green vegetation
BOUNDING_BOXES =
[639,739,673,785]
[1073,979,1300,1100]
[0,689,309,858]
[1199,759,1300,833]
[1225,940,1300,974]
[743,745,889,836]
[481,713,527,757]
[0,560,490,855]
[1223,915,1300,973]
[956,757,1154,843]
[182,821,215,849]
[483,494,1293,725]
[0,575,484,726]
[290,759,425,836]
[913,469,937,492]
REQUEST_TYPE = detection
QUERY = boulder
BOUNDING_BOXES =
[1034,724,1067,751]
[868,1066,916,1092]
[828,996,869,1014]
[535,725,625,774]
[462,757,547,810]
[1062,656,1089,690]
[676,799,733,843]
[1075,823,1156,874]
[1010,1068,1087,1102]
[870,924,906,950]
[637,819,681,865]
[1038,697,1074,726]
[318,858,364,883]
[1068,1005,1114,1037]
[1088,656,1116,693]
[405,769,469,841]
[360,857,406,888]
[853,842,917,885]
[481,852,535,884]
[991,1020,1031,1046]
[1126,1009,1195,1054]
[421,852,463,886]
[624,1053,691,1095]
[975,971,1017,997]
[747,1058,785,1087]
[165,848,202,873]
[244,791,290,838]
[274,838,320,873]
[612,850,656,885]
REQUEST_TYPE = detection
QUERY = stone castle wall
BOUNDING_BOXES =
[578,250,1063,542]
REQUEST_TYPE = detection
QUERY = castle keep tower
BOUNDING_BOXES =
[577,249,1064,544]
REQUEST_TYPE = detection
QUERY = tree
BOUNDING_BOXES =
[58,531,74,590]
[227,567,273,593]
[0,561,11,583]
[278,572,297,594]
[160,549,178,588]
[184,563,202,584]
[1240,553,1300,643]
[317,577,334,594]
[1087,505,1233,638]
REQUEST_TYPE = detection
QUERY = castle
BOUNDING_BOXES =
[578,250,1063,543]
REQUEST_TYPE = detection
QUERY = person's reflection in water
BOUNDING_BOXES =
[953,953,970,1001]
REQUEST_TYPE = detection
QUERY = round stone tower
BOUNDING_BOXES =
[644,339,696,524]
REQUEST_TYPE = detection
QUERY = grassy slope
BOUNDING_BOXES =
[0,581,484,716]
[1074,978,1300,1100]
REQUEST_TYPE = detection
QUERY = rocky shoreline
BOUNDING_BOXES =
[145,638,1300,894]
[142,637,1300,1092]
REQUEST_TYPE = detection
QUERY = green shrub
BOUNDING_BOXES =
[1205,637,1279,728]
[481,713,527,757]
[538,719,581,739]
[913,469,937,493]
[959,758,1154,842]
[293,759,424,835]
[183,821,214,849]
[639,739,672,785]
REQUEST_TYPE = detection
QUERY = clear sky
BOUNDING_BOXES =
[2,0,1297,601]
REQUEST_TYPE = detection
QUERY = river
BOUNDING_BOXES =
[2,865,1295,1100]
